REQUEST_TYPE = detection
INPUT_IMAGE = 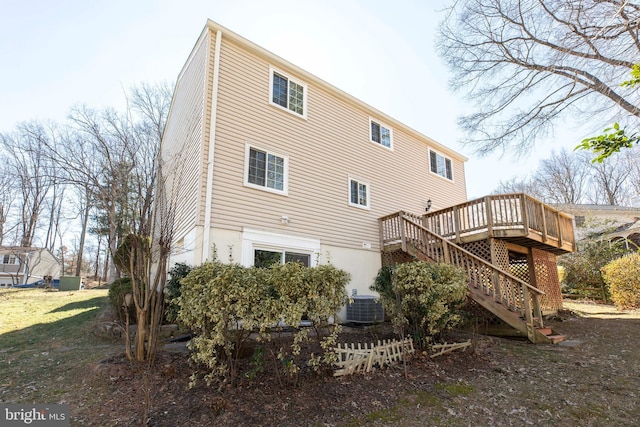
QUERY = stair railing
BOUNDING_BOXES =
[379,211,545,332]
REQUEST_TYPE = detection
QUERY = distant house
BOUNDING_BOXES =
[160,20,575,343]
[0,246,61,287]
[554,204,640,248]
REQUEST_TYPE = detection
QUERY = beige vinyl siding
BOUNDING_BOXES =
[161,32,211,242]
[208,35,467,251]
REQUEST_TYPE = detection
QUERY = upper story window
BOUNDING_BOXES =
[349,177,370,209]
[270,67,307,118]
[429,149,453,181]
[244,143,289,195]
[369,119,392,149]
[1,255,16,264]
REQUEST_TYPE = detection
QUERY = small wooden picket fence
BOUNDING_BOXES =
[332,338,414,376]
[429,340,472,358]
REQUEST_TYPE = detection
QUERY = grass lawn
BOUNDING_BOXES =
[0,288,121,405]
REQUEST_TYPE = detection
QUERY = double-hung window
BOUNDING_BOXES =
[270,67,307,118]
[370,119,392,149]
[349,177,370,209]
[429,149,453,181]
[244,144,288,195]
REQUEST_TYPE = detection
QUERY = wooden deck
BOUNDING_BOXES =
[422,193,575,254]
[378,211,558,343]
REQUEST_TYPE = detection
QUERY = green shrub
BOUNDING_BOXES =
[176,261,349,387]
[602,252,640,310]
[371,262,467,347]
[559,239,627,300]
[371,265,395,303]
[107,277,135,323]
[164,263,192,324]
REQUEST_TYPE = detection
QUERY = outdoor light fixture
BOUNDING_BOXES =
[425,199,432,212]
[281,215,289,225]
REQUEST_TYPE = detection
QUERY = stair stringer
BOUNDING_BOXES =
[401,237,553,344]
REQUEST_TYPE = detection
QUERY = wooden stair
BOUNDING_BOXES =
[379,211,566,344]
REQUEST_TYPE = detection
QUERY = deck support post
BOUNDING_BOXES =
[400,214,407,253]
[489,239,501,303]
[522,286,536,342]
[453,206,461,244]
[484,196,493,235]
[540,205,548,242]
[442,240,451,264]
[556,212,563,246]
[520,194,529,233]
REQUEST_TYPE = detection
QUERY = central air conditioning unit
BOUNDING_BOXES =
[346,295,384,323]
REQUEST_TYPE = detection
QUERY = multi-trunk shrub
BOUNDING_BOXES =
[177,261,349,387]
[602,252,640,310]
[371,261,467,348]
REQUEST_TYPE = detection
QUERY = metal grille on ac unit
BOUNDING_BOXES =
[346,295,384,323]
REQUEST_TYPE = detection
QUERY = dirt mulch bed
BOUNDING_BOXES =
[74,302,640,426]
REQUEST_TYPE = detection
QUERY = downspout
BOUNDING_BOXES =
[201,29,222,263]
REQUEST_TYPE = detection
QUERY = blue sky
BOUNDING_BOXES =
[0,0,582,198]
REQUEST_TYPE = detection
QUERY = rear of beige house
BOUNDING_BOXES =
[161,20,468,318]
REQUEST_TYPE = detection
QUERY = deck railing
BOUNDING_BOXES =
[379,211,545,337]
[422,193,575,251]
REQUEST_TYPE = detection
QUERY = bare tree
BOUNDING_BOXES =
[494,146,637,206]
[438,0,640,155]
[533,149,591,204]
[0,158,17,246]
[0,121,57,247]
[624,145,640,202]
[493,176,543,199]
[73,186,93,277]
[43,179,66,251]
[588,153,633,205]
[43,82,172,281]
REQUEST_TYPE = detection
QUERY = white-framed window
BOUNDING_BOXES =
[269,66,307,119]
[429,149,453,181]
[349,177,370,209]
[369,118,392,149]
[2,255,16,264]
[241,228,320,268]
[244,143,289,195]
[254,249,311,268]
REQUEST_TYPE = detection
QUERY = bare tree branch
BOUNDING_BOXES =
[438,0,640,155]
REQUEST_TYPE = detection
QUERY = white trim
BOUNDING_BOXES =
[428,148,454,182]
[368,117,393,150]
[202,29,223,263]
[243,142,289,196]
[241,228,320,267]
[269,66,308,120]
[348,176,371,210]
